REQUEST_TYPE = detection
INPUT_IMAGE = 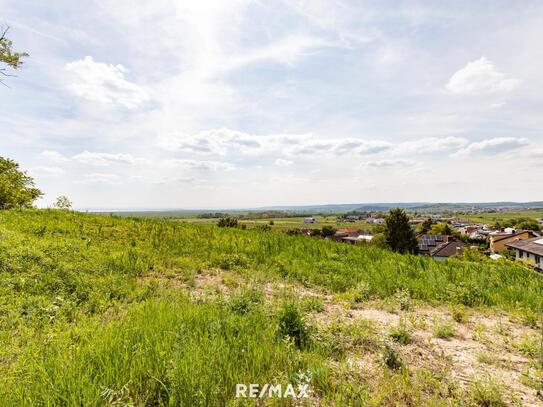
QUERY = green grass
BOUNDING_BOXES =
[0,209,541,405]
[462,209,543,224]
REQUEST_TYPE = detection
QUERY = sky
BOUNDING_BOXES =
[1,0,542,209]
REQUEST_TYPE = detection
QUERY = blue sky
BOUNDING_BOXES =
[1,0,542,209]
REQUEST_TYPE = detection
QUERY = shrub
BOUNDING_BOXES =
[351,281,371,303]
[470,376,506,406]
[380,338,403,370]
[277,302,311,349]
[451,304,468,323]
[229,288,263,315]
[389,319,412,345]
[321,225,336,238]
[395,288,412,311]
[217,217,238,227]
[433,319,456,339]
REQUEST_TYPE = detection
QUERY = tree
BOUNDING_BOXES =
[53,195,72,210]
[1,26,28,85]
[217,217,238,228]
[0,156,42,209]
[515,220,540,232]
[430,222,456,236]
[420,217,434,234]
[384,208,418,254]
[321,225,336,237]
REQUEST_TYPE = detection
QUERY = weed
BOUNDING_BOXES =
[469,376,507,406]
[380,337,403,370]
[395,288,412,311]
[389,318,412,345]
[451,304,468,323]
[433,319,456,339]
[277,302,311,349]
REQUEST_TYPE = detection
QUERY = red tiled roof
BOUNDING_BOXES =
[336,228,360,233]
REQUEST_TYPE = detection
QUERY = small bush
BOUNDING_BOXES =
[470,376,506,406]
[217,217,238,227]
[229,288,263,315]
[451,304,468,323]
[477,351,499,365]
[277,302,311,349]
[395,288,412,311]
[352,281,371,303]
[433,319,456,339]
[380,337,403,370]
[389,319,412,345]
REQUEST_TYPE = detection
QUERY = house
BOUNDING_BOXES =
[333,228,361,241]
[367,217,385,225]
[463,225,480,235]
[303,217,317,224]
[333,228,373,244]
[343,215,361,222]
[489,230,537,253]
[417,234,466,260]
[505,237,543,270]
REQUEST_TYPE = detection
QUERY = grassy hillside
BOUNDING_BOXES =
[0,209,542,405]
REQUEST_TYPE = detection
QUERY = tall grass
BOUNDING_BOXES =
[0,209,541,404]
[2,297,325,405]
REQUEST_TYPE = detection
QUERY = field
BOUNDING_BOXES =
[461,209,543,225]
[178,215,380,232]
[0,209,542,405]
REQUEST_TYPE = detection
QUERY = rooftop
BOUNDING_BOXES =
[505,237,543,257]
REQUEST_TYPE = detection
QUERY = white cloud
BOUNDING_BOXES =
[65,56,148,109]
[72,151,144,166]
[79,173,121,184]
[275,158,293,167]
[162,159,234,171]
[227,35,329,69]
[453,137,528,156]
[159,129,393,159]
[446,57,520,95]
[159,129,262,155]
[398,136,468,153]
[41,150,70,163]
[28,166,65,177]
[363,159,417,168]
[332,139,392,155]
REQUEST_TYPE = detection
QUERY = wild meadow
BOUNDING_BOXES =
[0,209,542,405]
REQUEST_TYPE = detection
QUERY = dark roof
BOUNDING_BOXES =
[491,230,536,243]
[432,240,466,257]
[505,237,543,256]
[417,234,466,257]
[417,234,445,255]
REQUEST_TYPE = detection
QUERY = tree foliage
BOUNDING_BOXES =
[515,220,540,232]
[420,217,435,234]
[53,196,72,210]
[430,222,456,236]
[0,156,42,209]
[217,217,238,228]
[321,225,336,237]
[384,208,418,254]
[1,26,28,84]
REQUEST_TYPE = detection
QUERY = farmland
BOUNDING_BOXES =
[0,209,542,405]
[177,215,381,232]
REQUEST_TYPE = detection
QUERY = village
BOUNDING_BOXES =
[298,212,543,270]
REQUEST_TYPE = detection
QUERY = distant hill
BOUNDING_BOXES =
[88,201,543,217]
